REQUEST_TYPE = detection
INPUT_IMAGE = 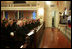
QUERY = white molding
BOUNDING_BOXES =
[1,7,37,10]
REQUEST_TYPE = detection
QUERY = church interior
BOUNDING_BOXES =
[1,1,71,48]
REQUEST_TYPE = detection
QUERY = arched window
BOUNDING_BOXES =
[5,11,8,19]
[32,11,36,20]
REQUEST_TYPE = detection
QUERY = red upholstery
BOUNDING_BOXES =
[68,24,71,28]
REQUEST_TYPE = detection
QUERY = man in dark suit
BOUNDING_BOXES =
[37,19,40,26]
[34,20,38,27]
[1,20,4,35]
[4,21,9,37]
[2,20,17,48]
[15,20,27,48]
[25,21,31,33]
[31,20,35,29]
[23,21,29,34]
[1,20,6,40]
[1,21,11,48]
[28,20,33,30]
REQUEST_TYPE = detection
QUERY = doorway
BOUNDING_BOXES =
[52,10,56,27]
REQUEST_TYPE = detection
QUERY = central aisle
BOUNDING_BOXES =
[39,28,71,48]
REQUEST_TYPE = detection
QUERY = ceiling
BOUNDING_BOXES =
[1,1,37,4]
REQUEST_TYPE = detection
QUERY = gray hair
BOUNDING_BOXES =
[16,20,23,25]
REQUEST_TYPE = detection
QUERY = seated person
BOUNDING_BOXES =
[1,21,11,48]
[68,15,71,24]
[25,21,31,33]
[68,12,71,28]
[23,21,29,34]
[36,19,40,26]
[28,20,33,30]
[34,20,38,27]
[8,20,17,39]
[8,20,14,31]
[31,20,36,29]
[4,21,9,37]
[1,21,8,38]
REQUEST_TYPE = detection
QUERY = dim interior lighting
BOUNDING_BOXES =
[45,1,51,5]
[10,32,14,37]
[38,8,44,16]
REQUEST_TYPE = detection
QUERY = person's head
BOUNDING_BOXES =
[23,21,26,25]
[5,22,9,27]
[17,20,23,27]
[13,18,16,21]
[9,18,12,20]
[27,21,29,24]
[21,18,23,20]
[69,11,71,16]
[37,19,40,22]
[35,19,37,22]
[9,20,13,26]
[30,20,32,24]
[32,20,33,23]
[4,18,7,21]
[38,19,40,21]
[1,20,3,24]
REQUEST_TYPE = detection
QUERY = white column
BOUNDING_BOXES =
[18,10,19,19]
[3,11,5,20]
[55,8,59,28]
[45,4,52,27]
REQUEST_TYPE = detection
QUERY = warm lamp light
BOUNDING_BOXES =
[38,8,44,16]
[45,1,51,5]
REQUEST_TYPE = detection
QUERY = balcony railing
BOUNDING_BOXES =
[1,3,38,10]
[1,3,37,7]
[58,24,71,41]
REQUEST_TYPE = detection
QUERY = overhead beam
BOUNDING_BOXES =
[1,7,37,10]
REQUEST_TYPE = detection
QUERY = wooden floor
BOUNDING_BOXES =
[39,28,71,48]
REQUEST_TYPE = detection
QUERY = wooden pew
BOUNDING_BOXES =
[20,22,45,48]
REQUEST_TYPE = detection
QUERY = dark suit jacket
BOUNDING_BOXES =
[15,25,26,41]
